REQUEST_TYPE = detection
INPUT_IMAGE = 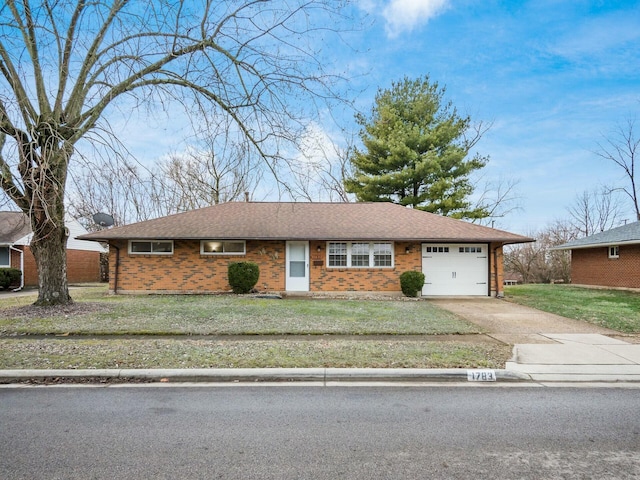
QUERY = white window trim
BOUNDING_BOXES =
[200,240,246,255]
[0,245,10,267]
[326,241,394,268]
[608,245,619,259]
[128,240,174,255]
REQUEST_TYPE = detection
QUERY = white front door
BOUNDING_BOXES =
[286,241,309,291]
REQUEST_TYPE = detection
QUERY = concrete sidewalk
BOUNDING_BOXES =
[506,333,640,383]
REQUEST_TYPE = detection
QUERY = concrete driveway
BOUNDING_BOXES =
[431,297,640,382]
[429,297,619,345]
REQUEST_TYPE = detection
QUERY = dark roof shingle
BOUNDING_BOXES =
[78,202,533,244]
[555,221,640,250]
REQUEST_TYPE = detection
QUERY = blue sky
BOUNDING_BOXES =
[344,0,640,233]
[110,0,640,235]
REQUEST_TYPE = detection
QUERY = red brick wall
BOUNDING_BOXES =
[571,245,640,288]
[310,241,415,292]
[10,246,102,286]
[491,243,504,296]
[110,240,286,293]
[67,250,103,284]
[109,239,504,295]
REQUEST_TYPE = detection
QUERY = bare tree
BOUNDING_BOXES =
[504,221,575,284]
[595,118,640,221]
[471,175,521,227]
[288,126,355,202]
[67,158,154,230]
[566,186,624,237]
[0,0,355,305]
[159,141,262,211]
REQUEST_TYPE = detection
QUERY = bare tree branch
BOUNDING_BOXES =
[595,118,640,221]
[0,0,357,305]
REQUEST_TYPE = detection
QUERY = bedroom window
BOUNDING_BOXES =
[327,242,394,268]
[608,246,619,259]
[129,240,174,254]
[201,241,246,255]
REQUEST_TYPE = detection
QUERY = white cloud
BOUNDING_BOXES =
[382,0,450,38]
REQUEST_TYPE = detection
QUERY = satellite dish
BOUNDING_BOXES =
[92,212,115,227]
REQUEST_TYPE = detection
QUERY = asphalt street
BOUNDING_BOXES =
[2,385,640,479]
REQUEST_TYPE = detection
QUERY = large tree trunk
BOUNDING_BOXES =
[30,223,72,306]
[24,139,74,307]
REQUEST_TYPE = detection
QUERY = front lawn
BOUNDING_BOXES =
[0,338,510,369]
[0,286,514,370]
[505,284,640,333]
[0,286,481,336]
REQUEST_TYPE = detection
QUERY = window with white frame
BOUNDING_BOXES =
[129,240,174,254]
[201,240,246,255]
[608,245,619,259]
[327,242,394,268]
[373,243,393,266]
[0,246,10,267]
[351,243,370,266]
[328,242,347,267]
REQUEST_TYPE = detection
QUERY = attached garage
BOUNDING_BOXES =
[421,244,489,296]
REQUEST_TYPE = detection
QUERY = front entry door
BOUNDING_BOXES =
[286,241,309,291]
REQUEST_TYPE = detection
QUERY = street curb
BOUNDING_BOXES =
[0,368,532,384]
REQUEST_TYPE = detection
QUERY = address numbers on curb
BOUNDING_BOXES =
[467,369,497,382]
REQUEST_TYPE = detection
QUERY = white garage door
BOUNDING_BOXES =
[421,244,489,296]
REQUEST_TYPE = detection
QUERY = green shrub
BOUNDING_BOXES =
[0,268,22,289]
[400,270,425,297]
[228,262,260,294]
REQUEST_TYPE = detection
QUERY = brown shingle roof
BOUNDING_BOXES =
[79,202,533,244]
[0,211,32,244]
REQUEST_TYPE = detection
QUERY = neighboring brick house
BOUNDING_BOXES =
[79,202,532,297]
[554,221,640,289]
[0,212,107,288]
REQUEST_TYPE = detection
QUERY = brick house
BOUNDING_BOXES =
[554,221,640,289]
[78,202,533,297]
[0,212,107,289]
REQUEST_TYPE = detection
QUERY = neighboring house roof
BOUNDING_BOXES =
[0,212,32,244]
[78,202,534,244]
[554,221,640,250]
[0,211,106,252]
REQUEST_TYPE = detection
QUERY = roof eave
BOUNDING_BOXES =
[553,238,640,250]
[81,235,535,244]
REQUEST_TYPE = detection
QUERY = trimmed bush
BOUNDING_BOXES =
[400,270,425,297]
[0,268,22,289]
[228,262,260,294]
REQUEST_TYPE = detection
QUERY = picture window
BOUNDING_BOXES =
[327,242,394,268]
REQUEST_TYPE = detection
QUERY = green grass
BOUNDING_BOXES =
[0,286,481,336]
[0,286,506,370]
[505,284,640,333]
[0,338,511,369]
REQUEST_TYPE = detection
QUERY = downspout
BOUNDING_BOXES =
[9,245,24,291]
[111,243,120,294]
